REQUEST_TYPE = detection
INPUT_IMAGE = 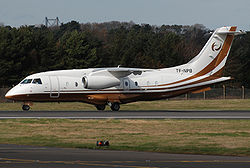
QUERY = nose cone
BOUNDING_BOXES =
[5,88,16,100]
[5,85,24,100]
[5,85,30,101]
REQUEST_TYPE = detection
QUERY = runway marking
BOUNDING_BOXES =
[151,160,250,163]
[0,158,159,168]
[0,116,250,119]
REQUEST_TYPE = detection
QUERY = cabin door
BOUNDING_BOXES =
[49,76,60,98]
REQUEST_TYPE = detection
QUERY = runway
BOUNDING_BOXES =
[0,144,249,168]
[0,110,250,119]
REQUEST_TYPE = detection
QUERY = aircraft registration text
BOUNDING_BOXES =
[176,69,193,73]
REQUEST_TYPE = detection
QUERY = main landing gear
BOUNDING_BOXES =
[22,105,30,111]
[110,102,120,111]
[95,102,120,111]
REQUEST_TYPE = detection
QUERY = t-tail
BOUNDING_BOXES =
[188,26,244,78]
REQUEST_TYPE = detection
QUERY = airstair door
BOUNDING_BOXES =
[49,76,60,98]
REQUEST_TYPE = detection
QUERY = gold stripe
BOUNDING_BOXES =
[230,26,237,32]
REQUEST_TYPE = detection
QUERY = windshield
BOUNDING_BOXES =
[21,79,32,84]
[32,78,42,84]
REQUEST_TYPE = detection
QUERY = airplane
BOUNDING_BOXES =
[5,26,245,111]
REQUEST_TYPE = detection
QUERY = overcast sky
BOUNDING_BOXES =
[1,0,250,30]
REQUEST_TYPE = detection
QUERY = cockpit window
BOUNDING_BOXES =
[21,79,32,84]
[32,78,42,84]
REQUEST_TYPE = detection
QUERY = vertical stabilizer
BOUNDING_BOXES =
[188,26,238,77]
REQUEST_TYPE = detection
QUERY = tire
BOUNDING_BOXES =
[110,103,120,111]
[95,105,106,111]
[22,105,30,111]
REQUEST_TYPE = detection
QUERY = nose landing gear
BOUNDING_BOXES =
[22,102,33,111]
[22,105,30,111]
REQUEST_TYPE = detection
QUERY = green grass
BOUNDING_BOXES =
[2,99,250,111]
[179,132,250,137]
[0,119,249,156]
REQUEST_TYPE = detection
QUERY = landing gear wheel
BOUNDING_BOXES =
[95,105,106,111]
[22,105,30,111]
[110,103,120,111]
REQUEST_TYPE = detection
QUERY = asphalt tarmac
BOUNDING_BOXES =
[0,144,249,168]
[0,110,250,119]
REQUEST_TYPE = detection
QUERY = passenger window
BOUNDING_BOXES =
[21,79,32,84]
[75,82,78,87]
[32,78,42,84]
[135,81,138,86]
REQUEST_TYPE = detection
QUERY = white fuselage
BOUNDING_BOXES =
[5,65,229,104]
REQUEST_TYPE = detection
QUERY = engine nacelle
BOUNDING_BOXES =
[82,76,120,89]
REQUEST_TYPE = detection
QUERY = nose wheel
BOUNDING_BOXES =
[22,105,30,111]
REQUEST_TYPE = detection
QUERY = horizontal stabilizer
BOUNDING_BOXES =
[216,29,246,35]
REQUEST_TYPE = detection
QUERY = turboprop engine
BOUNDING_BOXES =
[82,76,120,89]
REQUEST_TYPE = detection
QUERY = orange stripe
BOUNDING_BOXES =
[214,34,234,68]
[230,26,237,32]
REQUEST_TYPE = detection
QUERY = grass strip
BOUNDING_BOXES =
[0,119,249,156]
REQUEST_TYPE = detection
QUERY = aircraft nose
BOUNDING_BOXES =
[5,86,21,100]
[5,85,29,101]
[5,88,15,100]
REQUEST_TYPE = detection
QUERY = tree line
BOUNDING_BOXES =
[0,21,249,87]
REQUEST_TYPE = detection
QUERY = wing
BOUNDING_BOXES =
[90,67,154,78]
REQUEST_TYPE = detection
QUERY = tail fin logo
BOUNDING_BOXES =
[212,42,222,52]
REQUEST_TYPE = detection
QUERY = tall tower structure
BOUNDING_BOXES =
[45,17,59,27]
